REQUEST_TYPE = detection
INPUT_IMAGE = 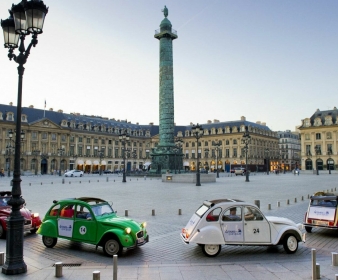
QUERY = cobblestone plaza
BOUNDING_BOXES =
[1,172,338,279]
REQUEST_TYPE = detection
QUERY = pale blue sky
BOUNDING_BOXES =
[0,0,337,131]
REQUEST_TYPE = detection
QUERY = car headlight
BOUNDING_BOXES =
[32,213,39,218]
[141,222,146,228]
[125,227,131,234]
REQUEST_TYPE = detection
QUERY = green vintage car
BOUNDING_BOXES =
[37,197,148,256]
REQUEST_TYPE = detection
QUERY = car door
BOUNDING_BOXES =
[243,206,271,243]
[221,206,244,243]
[72,204,97,243]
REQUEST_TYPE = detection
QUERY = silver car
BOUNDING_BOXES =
[64,170,84,177]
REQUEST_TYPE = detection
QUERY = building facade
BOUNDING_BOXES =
[277,130,301,171]
[298,107,338,171]
[0,103,281,175]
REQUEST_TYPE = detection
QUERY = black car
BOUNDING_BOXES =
[92,170,100,174]
[103,170,112,174]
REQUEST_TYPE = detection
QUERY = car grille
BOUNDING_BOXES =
[24,219,31,226]
[136,231,144,238]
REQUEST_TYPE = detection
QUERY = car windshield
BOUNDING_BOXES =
[195,204,210,217]
[0,197,10,206]
[90,203,114,217]
[310,199,337,207]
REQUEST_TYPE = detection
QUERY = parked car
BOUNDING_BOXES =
[64,170,84,177]
[234,167,246,176]
[91,170,100,174]
[38,197,149,256]
[303,191,338,233]
[181,199,304,257]
[0,191,41,238]
[103,170,112,174]
[230,169,235,173]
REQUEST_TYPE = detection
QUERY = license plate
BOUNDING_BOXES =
[313,220,328,226]
[137,237,144,244]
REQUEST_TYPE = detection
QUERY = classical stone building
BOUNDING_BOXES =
[277,130,301,171]
[0,103,280,175]
[298,107,338,171]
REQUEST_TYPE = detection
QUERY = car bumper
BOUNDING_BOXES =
[123,235,149,252]
[303,223,338,230]
[180,233,189,244]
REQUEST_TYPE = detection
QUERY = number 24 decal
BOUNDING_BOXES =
[253,228,260,234]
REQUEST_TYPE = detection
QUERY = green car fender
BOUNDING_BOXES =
[97,228,135,248]
[37,219,58,238]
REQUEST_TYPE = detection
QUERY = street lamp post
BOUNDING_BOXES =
[241,127,251,182]
[119,130,130,183]
[175,137,183,174]
[191,124,203,186]
[1,0,48,275]
[6,130,15,177]
[204,148,209,174]
[98,149,104,175]
[264,148,270,175]
[57,146,64,176]
[213,141,221,178]
[314,146,320,175]
[32,149,40,175]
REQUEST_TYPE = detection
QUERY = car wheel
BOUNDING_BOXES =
[42,236,58,248]
[103,238,121,256]
[65,175,68,177]
[283,234,298,254]
[202,244,221,257]
[305,226,312,233]
[71,174,73,177]
[80,174,82,177]
[0,224,6,239]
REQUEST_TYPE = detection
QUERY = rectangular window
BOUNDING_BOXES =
[327,132,332,139]
[101,139,105,145]
[305,134,310,140]
[70,136,75,143]
[108,148,112,157]
[86,138,91,144]
[78,137,83,143]
[86,148,90,156]
[51,133,56,141]
[108,140,112,145]
[61,134,66,142]
[94,148,98,156]
[32,131,37,140]
[316,133,321,140]
[115,140,119,145]
[78,146,83,156]
[226,149,230,157]
[94,139,98,144]
[185,153,189,159]
[115,148,119,158]
[306,145,311,156]
[233,148,237,157]
[42,133,47,140]
[327,144,333,154]
[70,146,75,156]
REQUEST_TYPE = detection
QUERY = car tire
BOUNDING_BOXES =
[80,174,82,177]
[202,244,221,257]
[0,224,6,239]
[71,174,73,177]
[283,234,298,254]
[42,236,58,248]
[305,226,312,233]
[103,238,121,256]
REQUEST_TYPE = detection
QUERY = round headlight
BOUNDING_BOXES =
[142,222,147,228]
[125,227,131,234]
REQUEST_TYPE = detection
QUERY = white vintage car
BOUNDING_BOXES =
[181,199,304,257]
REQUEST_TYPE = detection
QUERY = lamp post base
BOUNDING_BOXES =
[196,173,201,186]
[2,215,27,275]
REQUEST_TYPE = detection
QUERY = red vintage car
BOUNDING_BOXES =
[0,191,41,238]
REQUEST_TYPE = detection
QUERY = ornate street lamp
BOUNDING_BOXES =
[264,148,270,175]
[119,130,130,183]
[204,148,209,174]
[191,124,203,186]
[213,141,221,178]
[6,130,15,177]
[1,0,48,275]
[175,137,183,174]
[314,146,320,175]
[98,149,104,175]
[241,127,251,182]
[57,146,64,176]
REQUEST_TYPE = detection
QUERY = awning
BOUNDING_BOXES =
[143,162,151,167]
[101,160,106,165]
[183,161,189,166]
[93,160,99,165]
[85,160,92,165]
[77,160,84,165]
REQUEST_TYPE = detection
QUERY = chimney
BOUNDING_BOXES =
[49,108,53,111]
[149,122,154,125]
[29,105,34,108]
[207,120,212,124]
[256,121,261,125]
[9,102,13,106]
[241,116,246,121]
[57,109,63,113]
[262,122,266,126]
[213,119,219,123]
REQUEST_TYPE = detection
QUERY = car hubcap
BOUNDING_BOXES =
[105,240,119,255]
[205,245,219,255]
[44,237,54,246]
[287,236,297,251]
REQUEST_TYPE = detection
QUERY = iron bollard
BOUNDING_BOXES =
[62,178,65,184]
[125,210,128,217]
[302,196,304,201]
[254,200,260,209]
[178,209,182,215]
[113,255,118,280]
[55,262,62,278]
[152,209,155,216]
[0,252,4,265]
[106,177,108,182]
[332,252,338,266]
[277,201,280,207]
[294,198,297,203]
[93,270,100,280]
[287,199,290,205]
[312,249,316,280]
[316,263,320,279]
[268,204,271,210]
